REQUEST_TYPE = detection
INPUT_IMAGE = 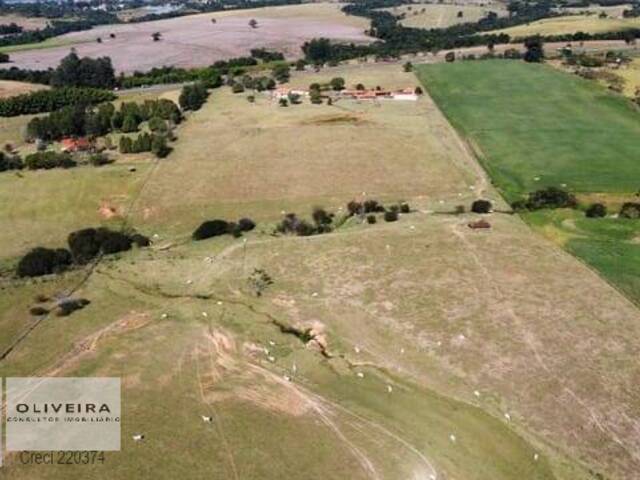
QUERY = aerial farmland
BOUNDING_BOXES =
[0,1,639,479]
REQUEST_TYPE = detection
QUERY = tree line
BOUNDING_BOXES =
[26,97,182,142]
[0,22,22,35]
[301,0,638,64]
[0,87,115,117]
[0,14,119,49]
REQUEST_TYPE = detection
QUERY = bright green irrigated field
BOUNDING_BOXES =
[417,60,640,202]
[418,60,640,307]
[524,208,640,303]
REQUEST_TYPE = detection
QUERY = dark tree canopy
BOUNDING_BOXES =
[524,36,545,63]
[51,52,116,89]
[17,247,72,277]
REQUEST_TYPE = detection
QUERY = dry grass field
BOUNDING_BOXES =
[0,13,49,31]
[1,4,370,73]
[382,2,507,29]
[556,4,633,18]
[492,14,640,38]
[615,56,640,96]
[0,63,639,480]
[0,79,48,99]
[128,63,484,236]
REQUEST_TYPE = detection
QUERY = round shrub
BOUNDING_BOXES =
[364,200,385,213]
[68,228,101,264]
[96,228,132,255]
[471,199,492,214]
[29,306,49,316]
[399,202,410,214]
[620,202,640,219]
[347,201,363,216]
[384,210,399,222]
[366,215,377,224]
[237,218,256,232]
[526,187,577,210]
[56,298,90,317]
[17,247,72,278]
[192,220,230,240]
[585,203,607,218]
[131,233,150,247]
[68,227,135,263]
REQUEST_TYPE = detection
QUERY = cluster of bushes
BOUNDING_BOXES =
[512,187,577,211]
[192,217,256,240]
[272,63,290,83]
[68,227,148,263]
[0,17,118,49]
[24,151,76,170]
[17,226,150,278]
[118,66,222,89]
[250,48,285,62]
[346,199,410,217]
[459,48,523,61]
[0,87,116,117]
[27,98,181,142]
[276,208,335,236]
[179,83,209,111]
[17,247,73,278]
[574,201,640,219]
[275,200,411,237]
[119,133,170,158]
[564,53,605,68]
[0,22,22,35]
[619,202,640,219]
[212,57,259,75]
[30,296,91,317]
[0,66,53,86]
[308,77,346,93]
[511,187,640,220]
[231,75,276,93]
[0,151,24,172]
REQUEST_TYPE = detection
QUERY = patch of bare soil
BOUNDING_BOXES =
[98,201,120,219]
[194,329,311,416]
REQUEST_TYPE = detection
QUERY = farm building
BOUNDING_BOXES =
[392,87,420,101]
[340,87,420,101]
[271,87,309,100]
[61,137,92,152]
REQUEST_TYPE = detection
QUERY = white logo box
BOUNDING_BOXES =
[6,377,120,451]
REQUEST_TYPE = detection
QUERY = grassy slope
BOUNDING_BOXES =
[492,14,640,37]
[0,64,587,480]
[2,63,639,479]
[417,60,640,202]
[417,60,640,306]
[129,64,480,236]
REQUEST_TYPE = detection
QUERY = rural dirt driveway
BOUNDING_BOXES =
[1,8,371,73]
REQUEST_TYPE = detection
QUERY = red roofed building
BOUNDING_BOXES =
[61,137,92,153]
